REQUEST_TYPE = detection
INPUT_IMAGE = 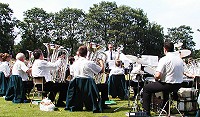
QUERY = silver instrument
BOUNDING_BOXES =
[43,43,69,83]
[86,42,107,84]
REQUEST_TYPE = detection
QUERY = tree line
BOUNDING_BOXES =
[0,1,199,59]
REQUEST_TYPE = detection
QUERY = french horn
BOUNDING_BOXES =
[43,43,69,83]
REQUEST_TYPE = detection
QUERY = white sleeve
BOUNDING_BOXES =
[41,59,62,70]
[20,62,29,73]
[156,58,165,73]
[4,65,10,77]
[88,62,101,75]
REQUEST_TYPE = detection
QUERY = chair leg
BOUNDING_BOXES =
[159,94,183,117]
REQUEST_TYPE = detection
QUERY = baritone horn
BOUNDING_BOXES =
[43,43,69,83]
[86,42,107,84]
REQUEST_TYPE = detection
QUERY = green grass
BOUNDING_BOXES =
[0,97,132,117]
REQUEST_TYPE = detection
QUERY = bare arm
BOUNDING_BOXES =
[154,71,161,81]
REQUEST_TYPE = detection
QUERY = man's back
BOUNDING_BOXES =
[156,52,184,83]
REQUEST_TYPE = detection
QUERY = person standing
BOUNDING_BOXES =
[142,41,184,116]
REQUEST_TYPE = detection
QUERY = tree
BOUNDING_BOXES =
[86,1,118,45]
[143,22,164,56]
[17,7,53,55]
[0,3,17,55]
[165,25,195,51]
[53,7,85,55]
[112,5,150,55]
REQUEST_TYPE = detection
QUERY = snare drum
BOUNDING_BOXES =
[145,77,155,84]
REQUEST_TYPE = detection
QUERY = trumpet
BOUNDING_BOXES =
[43,43,69,83]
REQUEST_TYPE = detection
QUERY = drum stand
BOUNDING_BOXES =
[132,73,144,112]
[113,63,133,112]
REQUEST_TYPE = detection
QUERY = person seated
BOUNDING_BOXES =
[0,53,12,79]
[0,53,3,65]
[70,46,110,109]
[109,59,124,77]
[142,41,184,116]
[32,49,68,107]
[12,53,33,100]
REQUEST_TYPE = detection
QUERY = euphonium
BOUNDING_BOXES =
[43,43,69,83]
[86,42,107,84]
[87,42,107,63]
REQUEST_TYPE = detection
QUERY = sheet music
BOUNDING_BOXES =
[141,55,158,66]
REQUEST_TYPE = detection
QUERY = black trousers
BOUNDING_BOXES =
[142,81,182,112]
[23,81,34,99]
[97,83,109,106]
[44,81,69,103]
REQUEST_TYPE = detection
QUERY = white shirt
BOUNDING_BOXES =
[32,58,62,82]
[156,52,184,83]
[109,67,124,77]
[70,57,101,78]
[0,61,10,77]
[105,50,118,61]
[12,60,29,81]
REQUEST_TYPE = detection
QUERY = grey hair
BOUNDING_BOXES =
[16,53,25,60]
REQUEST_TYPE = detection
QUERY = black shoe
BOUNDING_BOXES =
[103,105,111,109]
[56,101,66,107]
[24,99,31,103]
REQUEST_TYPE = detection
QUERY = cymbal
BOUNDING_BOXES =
[175,49,191,58]
[126,55,148,65]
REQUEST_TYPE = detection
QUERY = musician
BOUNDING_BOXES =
[70,45,111,109]
[183,58,196,78]
[12,53,33,99]
[109,59,124,77]
[65,56,75,80]
[0,53,3,65]
[0,53,12,78]
[105,44,120,81]
[32,49,68,107]
[105,44,118,61]
[142,41,184,116]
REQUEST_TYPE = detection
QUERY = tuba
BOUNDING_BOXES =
[86,42,107,84]
[43,43,69,83]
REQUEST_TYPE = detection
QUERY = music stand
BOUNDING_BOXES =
[112,63,133,112]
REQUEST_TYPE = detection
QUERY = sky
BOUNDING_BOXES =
[1,0,200,49]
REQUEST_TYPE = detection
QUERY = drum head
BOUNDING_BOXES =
[145,77,155,82]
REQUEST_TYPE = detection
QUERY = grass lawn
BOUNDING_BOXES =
[0,97,132,117]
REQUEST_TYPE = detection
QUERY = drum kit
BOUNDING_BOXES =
[125,42,194,113]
